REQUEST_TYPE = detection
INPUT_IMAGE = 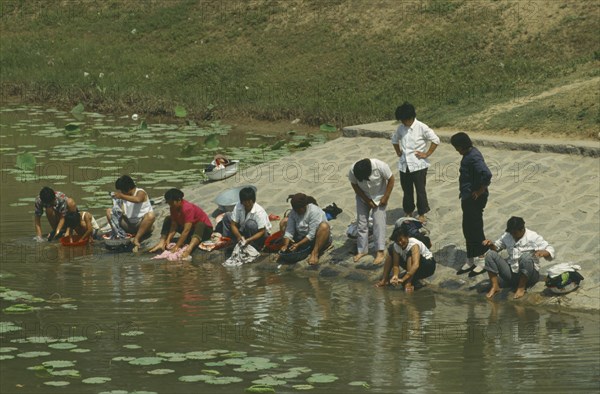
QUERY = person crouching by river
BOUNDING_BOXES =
[482,216,555,299]
[376,225,436,293]
[220,186,271,250]
[349,158,395,264]
[149,189,213,261]
[279,193,331,265]
[34,186,77,242]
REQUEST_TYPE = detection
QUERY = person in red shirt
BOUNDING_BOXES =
[149,189,213,260]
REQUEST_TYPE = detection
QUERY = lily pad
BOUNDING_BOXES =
[129,357,164,366]
[44,381,70,387]
[174,106,188,118]
[178,374,213,382]
[62,336,87,343]
[147,369,175,375]
[71,103,84,114]
[252,376,286,386]
[0,347,18,353]
[16,153,36,171]
[205,361,226,367]
[121,330,144,337]
[246,385,276,393]
[204,134,220,149]
[70,348,91,353]
[205,376,243,385]
[123,344,142,349]
[186,351,217,360]
[82,377,112,384]
[306,373,338,384]
[48,343,77,350]
[0,355,15,360]
[201,369,220,375]
[0,321,22,334]
[319,123,337,132]
[42,360,76,369]
[50,369,80,377]
[112,356,136,362]
[3,304,37,314]
[293,384,315,390]
[17,351,51,358]
[349,381,370,388]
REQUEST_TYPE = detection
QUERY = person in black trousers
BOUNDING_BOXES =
[450,132,492,276]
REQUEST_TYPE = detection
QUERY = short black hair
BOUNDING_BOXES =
[164,188,184,202]
[239,187,256,203]
[505,216,525,232]
[395,102,416,121]
[353,159,372,182]
[64,211,81,230]
[115,175,136,192]
[450,132,473,150]
[39,187,55,204]
[390,225,410,241]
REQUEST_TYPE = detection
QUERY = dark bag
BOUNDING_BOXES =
[323,203,343,220]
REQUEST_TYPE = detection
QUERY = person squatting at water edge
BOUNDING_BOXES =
[64,210,101,243]
[33,186,77,242]
[483,216,555,299]
[149,188,213,261]
[391,102,440,224]
[106,175,156,252]
[450,132,493,278]
[220,186,272,250]
[376,224,437,293]
[349,158,395,265]
[279,193,331,265]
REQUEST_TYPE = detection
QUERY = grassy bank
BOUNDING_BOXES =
[1,0,598,136]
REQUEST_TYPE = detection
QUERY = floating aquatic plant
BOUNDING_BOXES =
[121,330,144,337]
[293,384,315,390]
[42,360,76,369]
[48,343,77,350]
[306,373,338,384]
[0,347,18,353]
[349,381,370,388]
[204,376,243,385]
[44,381,70,387]
[16,351,51,358]
[15,153,36,171]
[128,357,164,366]
[251,376,286,386]
[245,385,276,393]
[0,321,21,334]
[82,376,112,384]
[178,374,213,383]
[147,369,175,375]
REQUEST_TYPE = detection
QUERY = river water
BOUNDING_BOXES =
[0,106,598,393]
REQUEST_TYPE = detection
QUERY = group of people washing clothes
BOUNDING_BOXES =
[32,102,555,299]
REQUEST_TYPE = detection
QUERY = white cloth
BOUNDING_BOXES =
[393,237,433,260]
[493,228,555,273]
[231,202,272,233]
[223,243,260,267]
[547,262,581,278]
[284,203,327,241]
[348,159,393,205]
[122,188,153,222]
[391,119,440,173]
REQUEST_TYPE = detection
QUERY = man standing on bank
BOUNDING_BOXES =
[391,102,440,223]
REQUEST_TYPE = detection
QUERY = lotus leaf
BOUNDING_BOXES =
[17,351,51,358]
[201,369,220,375]
[48,343,77,350]
[62,336,87,343]
[319,123,337,132]
[251,376,287,386]
[0,355,14,360]
[112,356,136,362]
[0,322,22,334]
[205,376,243,385]
[178,375,213,382]
[50,369,80,377]
[42,360,76,369]
[129,357,164,366]
[121,330,144,336]
[147,369,175,375]
[306,373,338,384]
[293,384,315,390]
[205,361,226,367]
[348,381,370,388]
[174,106,188,118]
[0,347,18,353]
[246,385,276,393]
[186,351,217,360]
[16,153,36,171]
[70,348,91,353]
[82,377,111,384]
[44,381,70,387]
[123,344,142,349]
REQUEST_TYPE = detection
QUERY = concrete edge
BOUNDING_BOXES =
[342,124,600,158]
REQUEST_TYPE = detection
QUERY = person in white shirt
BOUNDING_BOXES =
[482,216,555,299]
[349,158,395,264]
[376,225,436,293]
[221,187,271,250]
[391,102,439,223]
[106,175,155,252]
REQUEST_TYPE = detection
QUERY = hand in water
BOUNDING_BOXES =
[34,236,44,243]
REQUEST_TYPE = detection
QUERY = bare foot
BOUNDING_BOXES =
[353,253,368,263]
[373,251,385,265]
[486,287,501,299]
[404,284,414,293]
[308,254,319,265]
[375,280,388,288]
[513,288,526,299]
[132,245,139,253]
[418,215,426,224]
[148,243,165,253]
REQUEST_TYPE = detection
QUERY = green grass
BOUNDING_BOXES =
[0,0,598,137]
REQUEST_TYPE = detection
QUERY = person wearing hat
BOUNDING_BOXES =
[482,216,555,299]
[349,158,395,264]
[280,193,331,265]
[450,132,492,277]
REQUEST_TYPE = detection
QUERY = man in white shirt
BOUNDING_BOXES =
[349,158,395,264]
[222,187,271,250]
[391,102,439,223]
[482,216,555,299]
